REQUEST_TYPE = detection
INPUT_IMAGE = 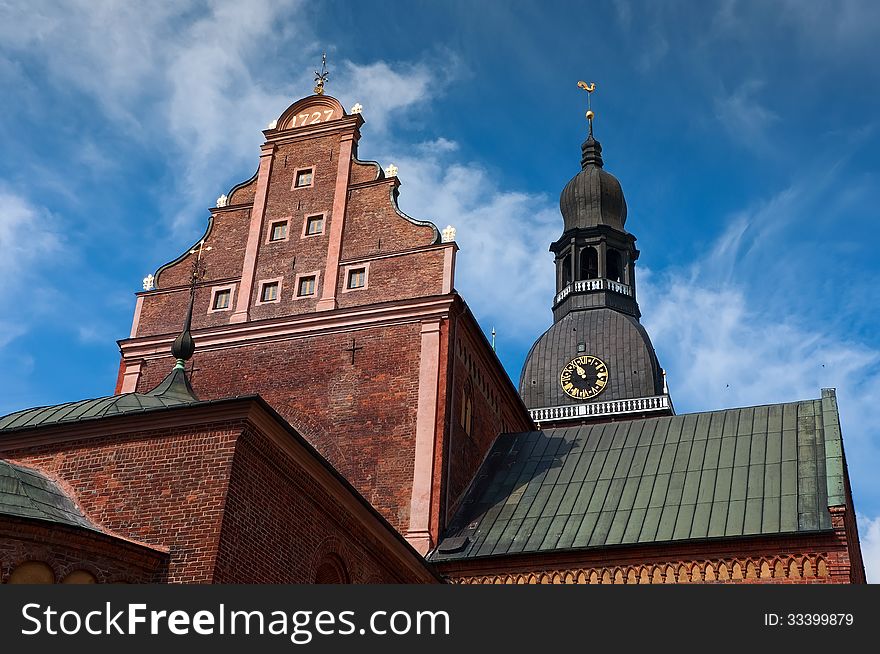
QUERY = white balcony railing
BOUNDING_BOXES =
[529,394,671,423]
[554,278,632,305]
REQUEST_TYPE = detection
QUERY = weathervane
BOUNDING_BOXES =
[188,240,212,291]
[577,80,597,136]
[314,52,329,95]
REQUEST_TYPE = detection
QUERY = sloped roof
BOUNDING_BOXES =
[432,390,846,561]
[0,368,200,433]
[0,460,97,530]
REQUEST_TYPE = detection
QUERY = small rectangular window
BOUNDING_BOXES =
[298,276,316,296]
[305,215,324,235]
[213,289,231,310]
[347,268,366,289]
[260,282,279,302]
[295,169,313,188]
[270,221,288,241]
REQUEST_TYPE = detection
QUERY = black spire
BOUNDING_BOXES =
[580,135,604,169]
[144,241,208,402]
[170,284,196,368]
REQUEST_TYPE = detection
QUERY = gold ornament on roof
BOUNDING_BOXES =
[577,80,597,135]
[314,52,329,95]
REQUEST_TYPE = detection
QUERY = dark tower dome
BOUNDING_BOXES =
[559,136,628,232]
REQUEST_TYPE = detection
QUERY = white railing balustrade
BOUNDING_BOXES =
[529,394,671,423]
[554,278,632,305]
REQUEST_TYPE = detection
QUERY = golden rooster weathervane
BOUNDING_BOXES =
[578,80,597,136]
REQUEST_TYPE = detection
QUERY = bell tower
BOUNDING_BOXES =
[520,83,673,426]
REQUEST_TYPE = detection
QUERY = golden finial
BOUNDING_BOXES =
[314,52,329,95]
[577,80,597,136]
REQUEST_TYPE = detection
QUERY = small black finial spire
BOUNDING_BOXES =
[581,135,604,169]
[576,80,603,168]
[170,285,196,369]
[170,240,210,370]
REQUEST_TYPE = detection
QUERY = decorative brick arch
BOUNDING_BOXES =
[447,553,836,585]
[7,560,56,584]
[58,561,105,584]
[314,553,350,584]
[309,536,352,584]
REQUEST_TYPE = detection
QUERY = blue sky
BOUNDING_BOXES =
[1,1,879,578]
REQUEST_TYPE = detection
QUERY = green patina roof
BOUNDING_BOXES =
[0,459,97,530]
[0,368,200,433]
[432,389,847,561]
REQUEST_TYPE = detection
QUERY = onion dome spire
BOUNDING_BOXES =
[559,81,627,231]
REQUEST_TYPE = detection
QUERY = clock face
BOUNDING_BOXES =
[560,355,609,400]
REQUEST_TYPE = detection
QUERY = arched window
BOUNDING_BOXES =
[8,561,55,584]
[561,254,572,286]
[607,249,623,282]
[314,553,349,584]
[579,247,598,280]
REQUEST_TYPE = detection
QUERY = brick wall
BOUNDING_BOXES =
[442,307,534,523]
[3,421,241,582]
[134,98,444,339]
[0,517,166,583]
[134,324,425,533]
[213,424,433,583]
[341,180,437,261]
[1,402,437,583]
[335,250,447,309]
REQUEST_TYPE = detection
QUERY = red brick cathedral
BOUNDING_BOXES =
[0,85,865,584]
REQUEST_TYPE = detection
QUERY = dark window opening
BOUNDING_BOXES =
[305,215,324,235]
[607,249,623,282]
[561,254,572,286]
[212,289,231,310]
[295,169,313,188]
[298,276,316,296]
[260,282,279,302]
[579,246,598,280]
[347,268,366,289]
[270,221,288,241]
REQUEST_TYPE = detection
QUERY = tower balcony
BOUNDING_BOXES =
[529,393,673,425]
[554,277,632,306]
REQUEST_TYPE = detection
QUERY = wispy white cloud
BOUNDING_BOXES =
[334,58,457,135]
[0,0,457,241]
[0,186,64,358]
[417,137,460,154]
[713,79,778,147]
[371,147,558,343]
[857,514,880,583]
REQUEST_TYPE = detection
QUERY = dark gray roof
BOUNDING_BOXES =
[432,390,846,561]
[519,308,664,409]
[0,459,97,530]
[560,136,627,232]
[0,368,200,433]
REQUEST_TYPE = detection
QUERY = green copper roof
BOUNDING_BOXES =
[0,459,97,530]
[432,390,846,561]
[0,368,200,433]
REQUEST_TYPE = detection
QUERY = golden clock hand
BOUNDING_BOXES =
[574,363,587,378]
